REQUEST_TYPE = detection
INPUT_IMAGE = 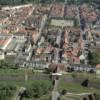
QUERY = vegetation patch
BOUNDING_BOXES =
[0,84,16,100]
[88,51,100,65]
[22,80,52,99]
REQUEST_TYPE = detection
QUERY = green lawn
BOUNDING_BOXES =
[58,81,91,93]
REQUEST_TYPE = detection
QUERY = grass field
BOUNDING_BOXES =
[59,73,100,100]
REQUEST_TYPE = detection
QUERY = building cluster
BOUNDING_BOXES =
[0,4,51,69]
[79,4,97,23]
[79,4,100,49]
[0,4,34,34]
[50,3,77,18]
[0,2,99,71]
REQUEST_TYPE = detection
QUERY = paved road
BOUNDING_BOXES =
[52,91,59,100]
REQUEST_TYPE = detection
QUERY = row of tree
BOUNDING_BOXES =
[0,0,52,5]
[0,60,17,69]
[0,0,93,6]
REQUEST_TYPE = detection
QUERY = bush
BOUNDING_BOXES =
[0,0,53,6]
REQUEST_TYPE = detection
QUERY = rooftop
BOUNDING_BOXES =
[96,64,100,69]
[50,3,64,18]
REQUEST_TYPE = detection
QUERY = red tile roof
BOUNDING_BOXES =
[96,64,100,69]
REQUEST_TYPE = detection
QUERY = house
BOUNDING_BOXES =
[96,64,100,77]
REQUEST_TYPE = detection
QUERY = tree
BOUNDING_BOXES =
[44,68,52,74]
[24,81,52,99]
[61,89,67,95]
[0,0,53,5]
[26,83,43,98]
[81,79,89,87]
